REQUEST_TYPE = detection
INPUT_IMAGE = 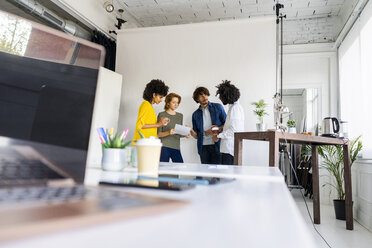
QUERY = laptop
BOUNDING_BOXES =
[0,10,184,242]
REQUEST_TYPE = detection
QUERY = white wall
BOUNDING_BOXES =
[53,0,116,34]
[283,43,338,119]
[116,17,276,165]
[283,43,339,205]
[86,67,123,167]
[352,161,372,232]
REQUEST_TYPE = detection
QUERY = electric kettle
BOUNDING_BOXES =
[321,117,340,137]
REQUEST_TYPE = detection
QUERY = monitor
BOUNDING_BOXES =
[0,10,105,183]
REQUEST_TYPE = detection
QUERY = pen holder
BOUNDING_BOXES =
[101,148,127,171]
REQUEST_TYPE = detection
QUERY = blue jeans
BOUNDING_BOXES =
[160,147,184,163]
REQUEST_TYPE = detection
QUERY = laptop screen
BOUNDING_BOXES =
[0,10,105,183]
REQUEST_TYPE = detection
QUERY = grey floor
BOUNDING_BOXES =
[291,190,372,248]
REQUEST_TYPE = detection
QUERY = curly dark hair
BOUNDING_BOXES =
[143,79,169,102]
[192,87,210,103]
[215,80,240,105]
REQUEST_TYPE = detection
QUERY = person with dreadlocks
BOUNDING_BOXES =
[212,80,245,165]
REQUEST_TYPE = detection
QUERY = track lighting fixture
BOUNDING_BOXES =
[115,17,126,30]
[103,1,114,13]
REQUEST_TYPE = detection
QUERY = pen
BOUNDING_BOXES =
[120,129,129,141]
[109,128,114,139]
[97,127,109,142]
[99,136,105,143]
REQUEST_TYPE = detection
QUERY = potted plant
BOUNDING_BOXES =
[287,120,296,133]
[97,127,132,171]
[252,99,268,131]
[318,136,362,220]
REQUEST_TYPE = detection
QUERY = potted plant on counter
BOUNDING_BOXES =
[287,120,297,133]
[318,136,362,220]
[97,127,132,171]
[252,99,268,131]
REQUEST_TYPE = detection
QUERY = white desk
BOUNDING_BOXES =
[4,163,317,248]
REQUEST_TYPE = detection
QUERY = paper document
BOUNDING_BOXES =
[174,124,191,136]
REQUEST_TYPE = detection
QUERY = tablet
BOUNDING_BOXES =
[99,179,195,191]
[158,175,235,185]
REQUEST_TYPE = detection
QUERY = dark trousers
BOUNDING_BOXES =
[200,145,221,164]
[160,147,184,163]
[221,153,234,165]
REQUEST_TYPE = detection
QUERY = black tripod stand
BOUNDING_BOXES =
[275,2,286,107]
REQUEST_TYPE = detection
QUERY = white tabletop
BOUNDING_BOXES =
[85,162,284,186]
[4,163,317,248]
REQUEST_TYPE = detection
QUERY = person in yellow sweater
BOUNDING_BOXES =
[133,79,169,143]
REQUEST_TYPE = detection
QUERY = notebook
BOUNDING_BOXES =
[0,10,184,242]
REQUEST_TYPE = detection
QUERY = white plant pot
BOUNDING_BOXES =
[101,148,126,171]
[288,127,297,134]
[256,123,267,132]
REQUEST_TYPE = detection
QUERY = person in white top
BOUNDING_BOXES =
[212,80,245,165]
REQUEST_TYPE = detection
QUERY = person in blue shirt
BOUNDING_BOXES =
[190,87,226,164]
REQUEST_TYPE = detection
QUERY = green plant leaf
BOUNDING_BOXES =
[112,134,122,148]
[287,120,296,128]
[121,140,132,148]
[252,99,268,123]
[100,129,132,149]
[318,136,362,200]
[137,129,145,139]
[251,99,268,108]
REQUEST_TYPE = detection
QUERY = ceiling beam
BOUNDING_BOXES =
[334,0,370,49]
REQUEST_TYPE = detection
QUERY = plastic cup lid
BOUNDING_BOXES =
[136,136,162,146]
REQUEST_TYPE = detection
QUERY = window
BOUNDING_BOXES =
[339,11,372,158]
[0,13,31,56]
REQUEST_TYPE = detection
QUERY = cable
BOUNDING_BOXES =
[279,129,333,248]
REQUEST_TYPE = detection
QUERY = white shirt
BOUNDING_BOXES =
[217,101,245,156]
[202,106,214,145]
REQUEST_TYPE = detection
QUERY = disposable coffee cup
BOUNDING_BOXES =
[212,126,219,135]
[136,136,162,176]
[163,117,170,126]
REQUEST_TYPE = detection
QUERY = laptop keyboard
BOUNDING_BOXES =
[0,159,65,187]
[0,159,153,210]
[0,185,140,209]
[0,186,86,204]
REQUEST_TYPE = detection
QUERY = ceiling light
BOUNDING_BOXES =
[103,1,114,13]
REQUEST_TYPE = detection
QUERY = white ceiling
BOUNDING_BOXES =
[0,0,362,44]
[116,0,361,44]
